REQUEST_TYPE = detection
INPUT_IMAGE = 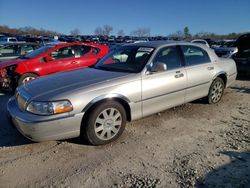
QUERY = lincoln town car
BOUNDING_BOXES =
[8,41,237,145]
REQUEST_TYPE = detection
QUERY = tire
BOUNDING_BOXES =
[207,77,225,104]
[84,101,127,145]
[18,73,38,86]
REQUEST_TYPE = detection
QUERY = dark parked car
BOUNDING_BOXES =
[214,40,238,58]
[233,33,250,75]
[0,42,40,60]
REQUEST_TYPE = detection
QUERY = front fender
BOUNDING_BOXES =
[81,93,131,113]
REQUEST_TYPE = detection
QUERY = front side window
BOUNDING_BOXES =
[181,45,210,66]
[153,46,182,70]
[50,46,76,60]
[95,46,154,73]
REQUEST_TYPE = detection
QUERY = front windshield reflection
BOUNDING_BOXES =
[95,46,154,73]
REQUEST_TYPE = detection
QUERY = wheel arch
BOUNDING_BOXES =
[213,71,227,88]
[81,94,132,122]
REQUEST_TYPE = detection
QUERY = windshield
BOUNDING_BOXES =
[94,46,154,73]
[22,45,53,59]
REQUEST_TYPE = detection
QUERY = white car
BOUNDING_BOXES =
[191,39,210,48]
[0,37,18,43]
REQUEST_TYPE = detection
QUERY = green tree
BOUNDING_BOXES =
[184,26,191,39]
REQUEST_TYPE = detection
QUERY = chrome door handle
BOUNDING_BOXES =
[207,66,214,70]
[175,73,184,78]
[71,61,78,65]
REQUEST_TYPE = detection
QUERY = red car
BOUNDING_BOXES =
[0,42,109,90]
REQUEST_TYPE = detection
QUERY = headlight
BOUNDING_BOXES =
[26,100,73,115]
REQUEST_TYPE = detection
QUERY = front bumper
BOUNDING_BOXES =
[7,97,83,142]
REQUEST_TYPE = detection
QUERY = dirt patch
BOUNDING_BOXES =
[0,80,250,188]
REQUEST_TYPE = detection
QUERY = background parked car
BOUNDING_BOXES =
[0,42,40,60]
[0,36,18,43]
[7,41,237,145]
[233,33,250,75]
[191,39,210,47]
[0,42,109,90]
[213,40,238,58]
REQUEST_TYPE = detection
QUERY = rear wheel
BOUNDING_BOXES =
[207,77,224,104]
[84,101,126,145]
[18,73,38,86]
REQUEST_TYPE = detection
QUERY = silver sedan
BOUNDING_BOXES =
[8,41,237,145]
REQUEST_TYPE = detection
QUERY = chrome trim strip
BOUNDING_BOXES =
[135,81,210,103]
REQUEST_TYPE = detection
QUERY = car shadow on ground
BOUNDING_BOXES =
[197,150,250,187]
[0,92,32,147]
[230,86,250,94]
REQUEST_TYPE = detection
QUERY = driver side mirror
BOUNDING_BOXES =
[150,62,167,73]
[43,55,54,62]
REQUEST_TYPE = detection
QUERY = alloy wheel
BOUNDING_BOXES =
[94,108,122,141]
[211,81,223,103]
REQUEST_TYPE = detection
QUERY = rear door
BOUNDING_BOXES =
[180,45,215,102]
[142,45,187,117]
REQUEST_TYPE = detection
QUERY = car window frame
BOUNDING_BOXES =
[48,45,77,61]
[180,45,211,67]
[151,45,184,72]
[75,44,100,58]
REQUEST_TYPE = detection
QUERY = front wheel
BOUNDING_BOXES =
[84,101,127,145]
[18,73,38,86]
[207,77,225,104]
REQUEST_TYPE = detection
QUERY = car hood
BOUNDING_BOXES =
[23,68,132,99]
[236,33,250,52]
[0,58,24,69]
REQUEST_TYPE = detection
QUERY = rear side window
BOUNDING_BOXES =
[78,45,99,57]
[181,45,210,66]
[153,46,182,70]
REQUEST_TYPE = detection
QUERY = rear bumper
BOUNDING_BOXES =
[7,97,83,142]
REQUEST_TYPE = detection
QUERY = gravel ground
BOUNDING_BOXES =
[0,78,249,188]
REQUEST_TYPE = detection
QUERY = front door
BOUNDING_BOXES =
[142,45,187,117]
[42,45,79,75]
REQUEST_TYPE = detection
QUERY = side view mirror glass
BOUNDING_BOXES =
[150,62,167,73]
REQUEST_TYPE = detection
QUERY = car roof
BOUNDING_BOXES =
[123,40,200,48]
[47,42,105,48]
[122,40,219,62]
